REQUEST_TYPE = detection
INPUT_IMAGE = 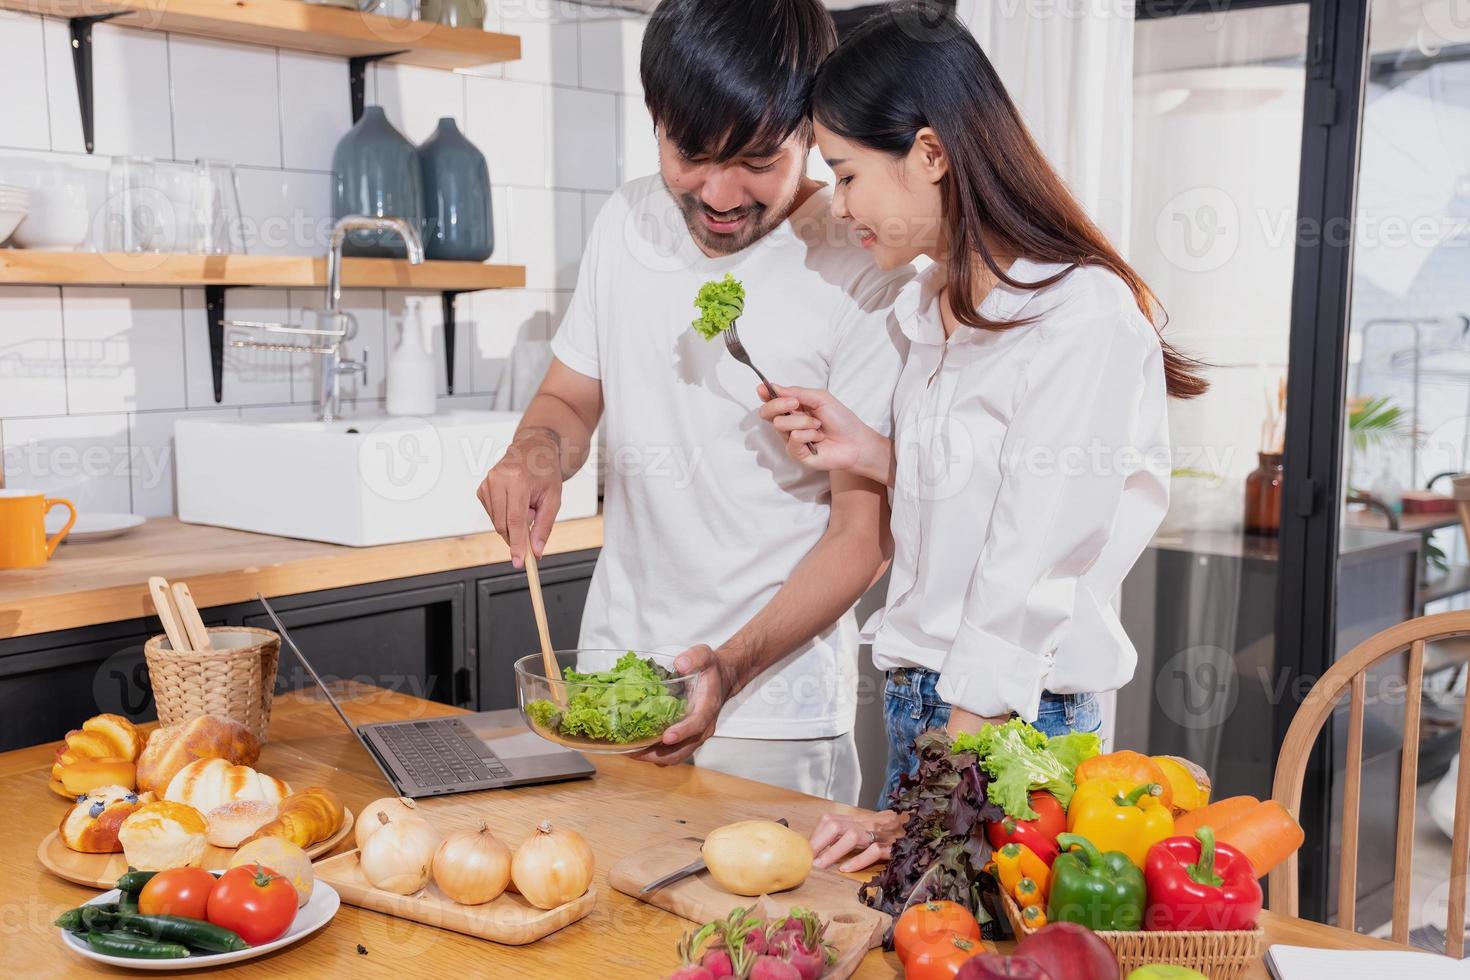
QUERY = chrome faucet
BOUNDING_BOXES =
[230,216,425,423]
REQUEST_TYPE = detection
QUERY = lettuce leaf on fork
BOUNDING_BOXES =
[691,273,745,340]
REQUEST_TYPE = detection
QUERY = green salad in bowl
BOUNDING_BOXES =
[516,650,696,753]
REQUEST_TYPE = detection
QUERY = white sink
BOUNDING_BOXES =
[175,411,598,547]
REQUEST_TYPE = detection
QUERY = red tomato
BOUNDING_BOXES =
[206,863,297,945]
[894,900,982,964]
[138,867,215,919]
[904,931,984,980]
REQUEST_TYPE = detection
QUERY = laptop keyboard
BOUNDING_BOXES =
[379,718,513,788]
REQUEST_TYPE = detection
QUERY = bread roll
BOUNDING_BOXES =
[231,837,314,907]
[118,801,208,871]
[50,758,137,800]
[50,714,145,797]
[206,800,278,848]
[164,757,290,812]
[240,787,344,849]
[136,716,261,794]
[58,785,148,853]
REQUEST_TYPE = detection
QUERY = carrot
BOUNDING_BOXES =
[1216,800,1304,877]
[1173,795,1260,838]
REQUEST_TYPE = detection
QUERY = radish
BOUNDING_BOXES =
[700,948,733,978]
[742,928,768,956]
[666,968,715,980]
[781,940,825,980]
[748,956,802,980]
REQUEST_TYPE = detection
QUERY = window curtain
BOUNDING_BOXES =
[958,0,1136,247]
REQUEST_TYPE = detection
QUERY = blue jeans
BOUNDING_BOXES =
[877,667,1102,809]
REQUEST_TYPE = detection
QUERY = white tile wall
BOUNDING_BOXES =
[170,36,283,169]
[0,2,642,514]
[0,14,51,150]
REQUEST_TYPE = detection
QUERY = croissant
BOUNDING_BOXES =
[240,787,344,849]
[49,714,145,798]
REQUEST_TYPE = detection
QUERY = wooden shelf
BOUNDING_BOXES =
[0,0,520,70]
[0,251,525,291]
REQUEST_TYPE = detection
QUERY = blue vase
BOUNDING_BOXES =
[417,117,493,262]
[332,106,424,258]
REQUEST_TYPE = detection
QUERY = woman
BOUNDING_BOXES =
[759,5,1207,871]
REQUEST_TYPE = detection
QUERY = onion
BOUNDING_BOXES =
[432,820,512,905]
[359,810,441,895]
[510,820,594,909]
[356,796,422,850]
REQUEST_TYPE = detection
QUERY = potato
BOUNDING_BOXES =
[702,820,813,896]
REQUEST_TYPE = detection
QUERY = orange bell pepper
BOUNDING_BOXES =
[1074,751,1175,811]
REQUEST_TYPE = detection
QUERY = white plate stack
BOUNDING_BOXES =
[0,182,28,245]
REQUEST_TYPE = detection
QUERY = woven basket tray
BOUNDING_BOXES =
[144,627,280,743]
[1001,891,1263,980]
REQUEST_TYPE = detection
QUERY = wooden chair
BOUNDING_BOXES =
[1270,609,1470,955]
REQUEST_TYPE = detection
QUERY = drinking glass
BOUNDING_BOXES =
[188,159,246,255]
[105,156,167,253]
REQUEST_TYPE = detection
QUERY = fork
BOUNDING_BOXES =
[724,317,817,455]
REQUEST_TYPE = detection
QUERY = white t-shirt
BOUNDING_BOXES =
[551,175,912,739]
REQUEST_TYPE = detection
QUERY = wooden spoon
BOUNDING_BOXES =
[147,576,190,652]
[523,549,562,701]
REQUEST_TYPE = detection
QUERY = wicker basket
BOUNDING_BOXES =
[144,627,280,743]
[1000,891,1263,980]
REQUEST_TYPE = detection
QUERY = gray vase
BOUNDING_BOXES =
[417,117,493,262]
[332,106,424,258]
[419,0,484,28]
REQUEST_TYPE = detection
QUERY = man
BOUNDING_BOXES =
[477,0,910,804]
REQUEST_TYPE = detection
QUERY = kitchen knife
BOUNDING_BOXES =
[639,818,790,894]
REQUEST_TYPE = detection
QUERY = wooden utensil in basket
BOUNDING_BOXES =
[143,575,280,743]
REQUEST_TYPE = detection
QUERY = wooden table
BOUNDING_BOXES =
[0,515,603,639]
[6,691,1410,978]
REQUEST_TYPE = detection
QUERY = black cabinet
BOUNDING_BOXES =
[243,582,468,708]
[476,552,598,710]
[0,547,599,753]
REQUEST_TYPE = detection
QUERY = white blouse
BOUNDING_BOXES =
[867,258,1171,722]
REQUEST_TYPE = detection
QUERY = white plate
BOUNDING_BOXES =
[46,512,147,541]
[59,880,340,970]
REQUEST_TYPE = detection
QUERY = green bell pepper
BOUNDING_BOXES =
[1045,832,1146,931]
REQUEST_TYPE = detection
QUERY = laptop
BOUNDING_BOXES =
[257,595,596,798]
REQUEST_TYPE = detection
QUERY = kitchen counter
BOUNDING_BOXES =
[0,515,603,640]
[6,688,1411,978]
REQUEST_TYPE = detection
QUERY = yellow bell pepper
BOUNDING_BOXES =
[993,842,1051,900]
[1064,779,1174,868]
[1152,755,1211,812]
[1021,905,1047,930]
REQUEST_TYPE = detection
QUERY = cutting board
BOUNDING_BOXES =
[314,848,596,946]
[608,835,890,949]
[38,807,354,889]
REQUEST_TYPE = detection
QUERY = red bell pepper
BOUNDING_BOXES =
[1143,826,1262,931]
[986,790,1065,865]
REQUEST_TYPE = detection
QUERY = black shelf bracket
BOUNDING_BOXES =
[442,291,463,395]
[348,52,408,123]
[69,13,125,154]
[205,285,229,404]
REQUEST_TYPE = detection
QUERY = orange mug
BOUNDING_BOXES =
[0,488,76,568]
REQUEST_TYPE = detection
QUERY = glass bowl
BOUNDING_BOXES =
[514,649,701,754]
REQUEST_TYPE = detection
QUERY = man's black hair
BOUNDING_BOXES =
[640,0,839,164]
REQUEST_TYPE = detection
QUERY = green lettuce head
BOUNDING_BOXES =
[691,273,745,340]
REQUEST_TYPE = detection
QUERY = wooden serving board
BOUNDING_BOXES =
[313,848,596,945]
[608,835,890,949]
[37,807,354,888]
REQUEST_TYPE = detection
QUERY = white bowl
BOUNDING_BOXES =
[11,190,88,251]
[0,206,25,245]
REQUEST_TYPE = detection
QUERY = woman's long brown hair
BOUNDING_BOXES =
[811,4,1207,398]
